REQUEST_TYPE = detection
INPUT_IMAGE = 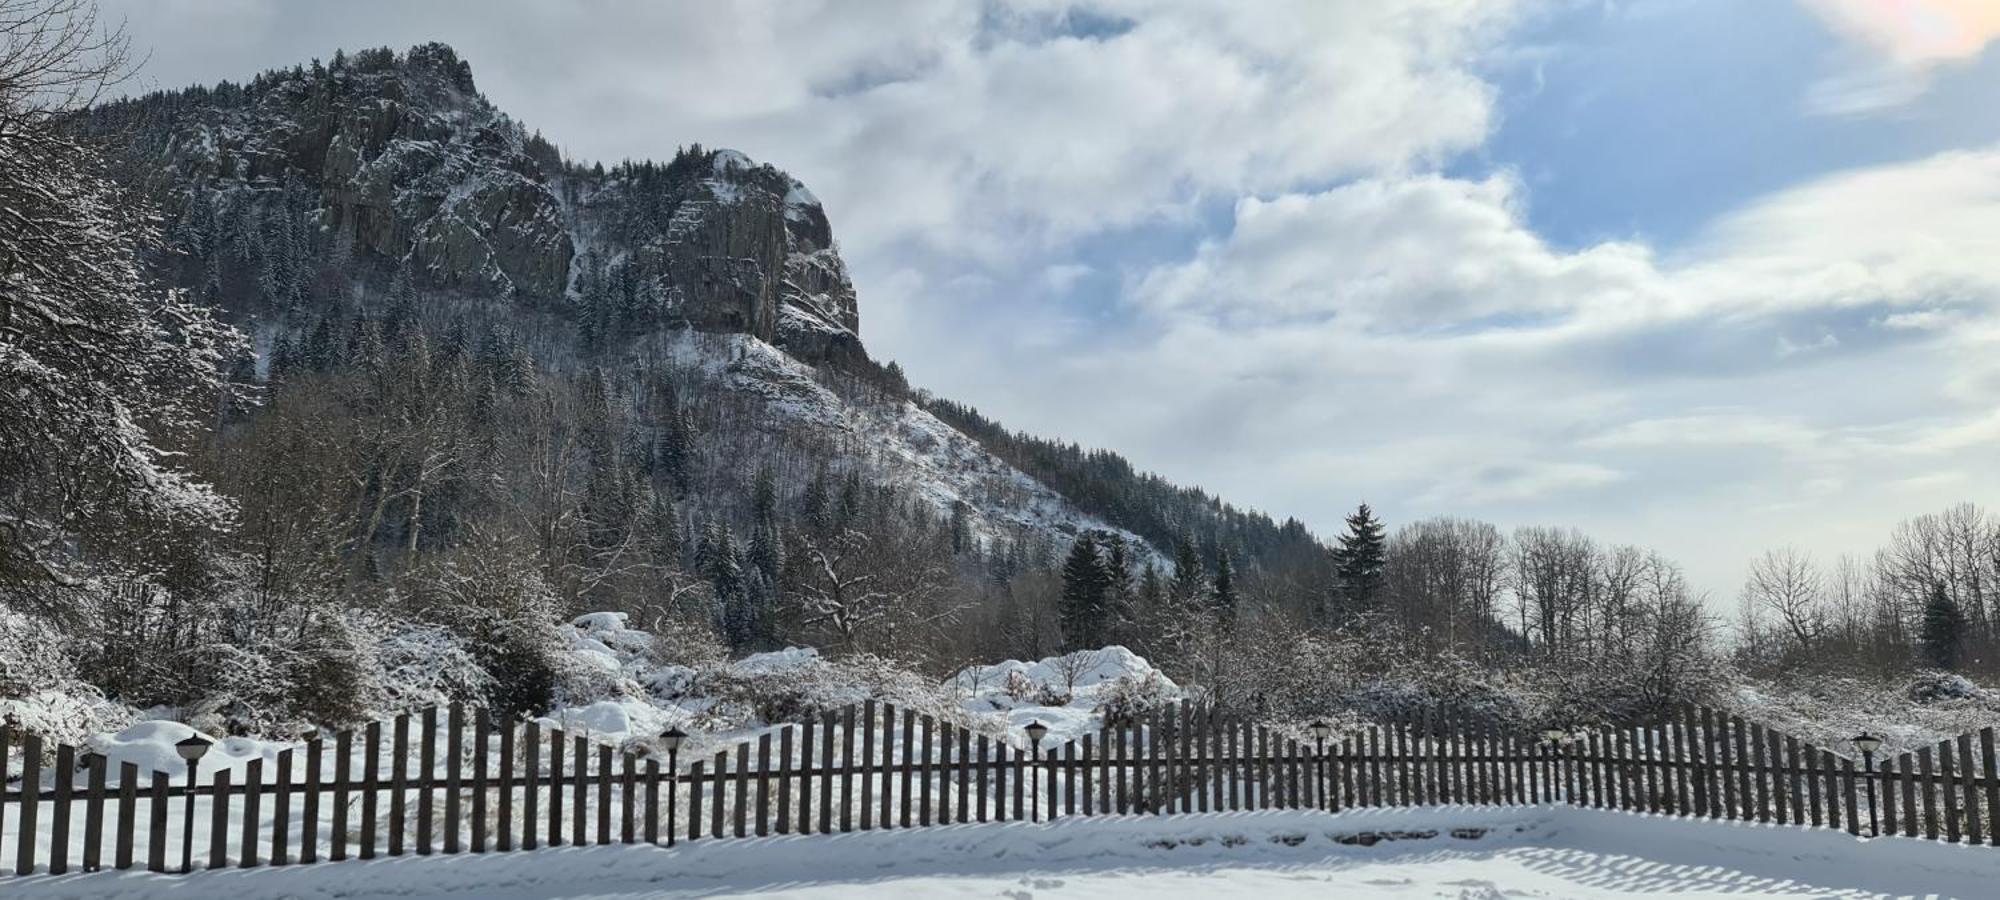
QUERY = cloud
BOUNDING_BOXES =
[1133,142,2000,344]
[1801,0,2000,113]
[1804,0,2000,66]
[1131,173,1662,330]
[1412,461,1625,506]
[1090,140,2000,593]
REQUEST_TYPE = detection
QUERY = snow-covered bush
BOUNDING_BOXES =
[0,607,134,750]
[701,649,965,730]
[1906,670,1986,705]
[0,606,76,698]
[1345,653,1534,734]
[1002,669,1037,702]
[187,638,296,736]
[646,613,729,670]
[484,615,565,718]
[403,536,579,718]
[375,620,491,713]
[1095,671,1176,728]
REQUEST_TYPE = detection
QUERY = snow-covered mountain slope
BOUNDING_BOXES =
[650,329,1160,560]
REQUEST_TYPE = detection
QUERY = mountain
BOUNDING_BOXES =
[80,43,1333,673]
[95,43,859,361]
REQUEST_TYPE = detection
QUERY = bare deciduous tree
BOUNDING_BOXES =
[1742,546,1825,653]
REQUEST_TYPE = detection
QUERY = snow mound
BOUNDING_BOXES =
[91,720,296,783]
[731,647,821,675]
[952,647,1182,746]
[956,646,1171,697]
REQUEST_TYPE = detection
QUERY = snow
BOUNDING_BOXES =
[783,179,821,222]
[7,806,1993,898]
[652,329,1162,565]
[710,148,753,174]
[953,647,1180,745]
[783,180,819,209]
[730,646,823,676]
[87,721,301,785]
[1728,673,2000,758]
[958,646,1171,697]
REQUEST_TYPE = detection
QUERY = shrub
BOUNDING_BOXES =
[375,621,491,713]
[1095,671,1175,728]
[1907,670,1986,705]
[1002,669,1036,701]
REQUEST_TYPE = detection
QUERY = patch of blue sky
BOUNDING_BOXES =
[1463,0,2000,253]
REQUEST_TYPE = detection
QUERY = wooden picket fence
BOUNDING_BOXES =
[3,700,1998,878]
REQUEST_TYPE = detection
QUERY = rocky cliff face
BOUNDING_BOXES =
[99,43,860,359]
[570,148,861,358]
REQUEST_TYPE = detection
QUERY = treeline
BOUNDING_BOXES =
[919,394,1329,577]
[1734,503,2000,679]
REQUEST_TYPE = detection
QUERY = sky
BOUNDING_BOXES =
[103,0,2000,609]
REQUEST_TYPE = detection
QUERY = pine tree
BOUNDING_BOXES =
[1102,534,1134,639]
[1921,583,1968,670]
[1335,503,1388,612]
[636,483,680,569]
[1059,533,1111,650]
[837,470,865,529]
[1170,534,1206,607]
[649,376,693,492]
[1136,563,1165,643]
[748,466,783,583]
[800,473,833,535]
[949,500,973,555]
[698,521,752,648]
[1212,549,1238,623]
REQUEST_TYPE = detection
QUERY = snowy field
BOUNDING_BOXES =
[7,806,1993,899]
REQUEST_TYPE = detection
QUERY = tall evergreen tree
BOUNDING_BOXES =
[1059,533,1111,649]
[649,376,693,492]
[800,472,834,535]
[1211,549,1238,623]
[1135,563,1166,646]
[949,500,974,555]
[1335,503,1388,612]
[636,483,680,569]
[1921,583,1968,670]
[1170,534,1207,607]
[748,466,783,583]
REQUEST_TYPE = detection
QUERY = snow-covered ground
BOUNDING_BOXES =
[8,806,1991,898]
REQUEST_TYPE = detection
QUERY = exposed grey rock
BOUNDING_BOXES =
[103,42,862,357]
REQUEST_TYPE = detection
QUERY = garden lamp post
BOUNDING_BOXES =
[174,735,211,874]
[1025,720,1049,822]
[1852,732,1882,837]
[1310,721,1332,810]
[661,727,687,847]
